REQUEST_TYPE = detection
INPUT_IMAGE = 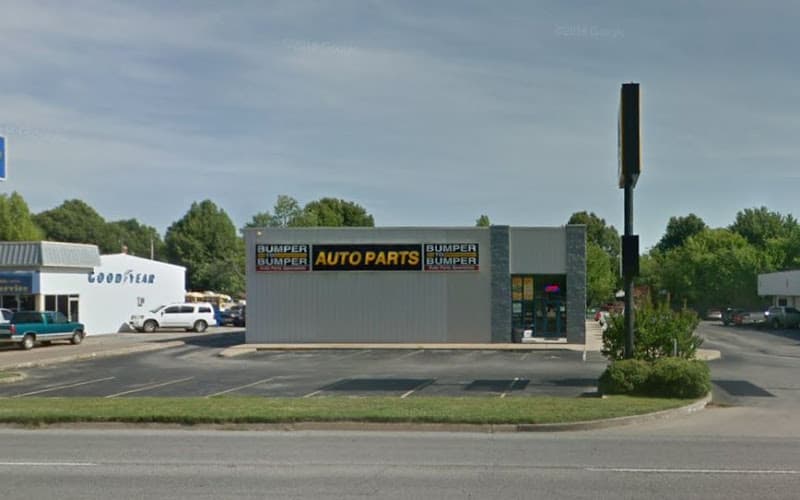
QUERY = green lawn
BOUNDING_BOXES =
[0,396,691,426]
[0,371,20,381]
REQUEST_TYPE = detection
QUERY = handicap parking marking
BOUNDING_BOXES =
[104,376,194,398]
[11,377,116,398]
[205,377,279,397]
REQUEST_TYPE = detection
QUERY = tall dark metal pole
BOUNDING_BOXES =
[623,179,635,358]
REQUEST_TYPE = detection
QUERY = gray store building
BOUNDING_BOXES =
[245,225,586,344]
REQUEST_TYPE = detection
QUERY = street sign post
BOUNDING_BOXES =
[0,136,6,181]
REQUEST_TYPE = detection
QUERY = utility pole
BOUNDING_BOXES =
[618,83,641,359]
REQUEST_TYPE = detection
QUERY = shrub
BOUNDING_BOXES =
[598,359,652,395]
[644,358,711,399]
[602,303,702,361]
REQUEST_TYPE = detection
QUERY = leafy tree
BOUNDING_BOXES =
[475,215,491,227]
[273,195,303,227]
[586,242,617,306]
[568,211,620,258]
[106,219,165,259]
[729,206,798,248]
[297,197,374,227]
[34,199,116,251]
[568,211,621,305]
[658,228,765,311]
[0,192,44,241]
[165,200,244,295]
[244,211,276,229]
[655,214,707,253]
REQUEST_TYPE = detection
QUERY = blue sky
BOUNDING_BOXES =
[0,0,797,250]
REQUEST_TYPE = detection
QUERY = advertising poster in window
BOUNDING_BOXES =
[311,244,422,271]
[423,243,479,271]
[523,277,534,301]
[255,244,311,272]
[512,276,523,301]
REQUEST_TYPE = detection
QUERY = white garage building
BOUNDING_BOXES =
[0,241,186,334]
[758,270,800,307]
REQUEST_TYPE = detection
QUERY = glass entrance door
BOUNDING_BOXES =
[511,274,567,338]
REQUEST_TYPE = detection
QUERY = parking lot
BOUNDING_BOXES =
[0,331,608,398]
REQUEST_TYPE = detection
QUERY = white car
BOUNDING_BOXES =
[0,308,12,324]
[129,302,216,333]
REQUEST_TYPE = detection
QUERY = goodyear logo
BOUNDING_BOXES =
[311,244,421,271]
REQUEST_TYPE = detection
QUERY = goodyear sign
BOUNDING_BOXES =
[0,272,33,294]
[423,243,479,271]
[312,244,421,271]
[256,243,480,272]
[255,244,311,271]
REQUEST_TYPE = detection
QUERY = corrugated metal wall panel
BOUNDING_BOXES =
[0,242,100,268]
[509,228,566,274]
[246,227,491,343]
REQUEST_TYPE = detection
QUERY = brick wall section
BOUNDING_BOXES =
[566,224,587,344]
[490,225,511,342]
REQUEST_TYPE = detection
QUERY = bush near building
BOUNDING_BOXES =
[599,303,710,399]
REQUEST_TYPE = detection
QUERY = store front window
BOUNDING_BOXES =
[511,274,567,337]
[0,294,34,311]
[44,294,80,322]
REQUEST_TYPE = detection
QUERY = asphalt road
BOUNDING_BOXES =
[1,428,798,500]
[0,332,607,398]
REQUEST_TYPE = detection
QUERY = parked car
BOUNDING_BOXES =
[219,305,245,327]
[764,306,800,329]
[129,302,217,333]
[722,308,743,326]
[0,308,12,324]
[733,310,766,326]
[706,308,723,320]
[0,310,85,350]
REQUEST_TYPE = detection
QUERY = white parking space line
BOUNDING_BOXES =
[0,462,96,467]
[336,350,372,360]
[586,467,800,475]
[520,353,530,361]
[500,377,521,399]
[12,377,116,398]
[302,390,323,398]
[104,377,194,398]
[206,377,277,397]
[400,379,436,399]
[396,350,423,360]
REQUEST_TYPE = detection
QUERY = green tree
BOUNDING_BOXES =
[165,200,244,295]
[729,206,798,248]
[568,211,620,258]
[106,219,165,259]
[659,228,765,311]
[34,199,116,251]
[297,197,374,227]
[475,214,491,227]
[244,195,304,229]
[655,214,707,253]
[568,211,621,304]
[586,242,617,306]
[0,192,44,241]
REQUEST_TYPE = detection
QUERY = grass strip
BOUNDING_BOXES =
[0,396,689,426]
[0,372,16,379]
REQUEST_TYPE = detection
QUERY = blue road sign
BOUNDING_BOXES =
[0,136,5,181]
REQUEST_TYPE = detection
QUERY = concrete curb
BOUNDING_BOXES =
[219,342,594,358]
[696,349,721,361]
[0,341,185,371]
[0,394,711,433]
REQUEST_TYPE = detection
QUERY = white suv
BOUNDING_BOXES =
[129,302,217,333]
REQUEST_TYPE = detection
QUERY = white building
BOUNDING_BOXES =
[758,270,800,308]
[0,241,186,334]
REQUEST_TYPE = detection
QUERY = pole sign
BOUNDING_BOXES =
[618,83,640,188]
[0,136,6,181]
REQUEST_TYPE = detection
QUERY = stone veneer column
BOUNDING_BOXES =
[490,225,511,343]
[566,224,587,344]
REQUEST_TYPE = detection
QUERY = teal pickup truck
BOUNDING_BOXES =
[0,311,85,350]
